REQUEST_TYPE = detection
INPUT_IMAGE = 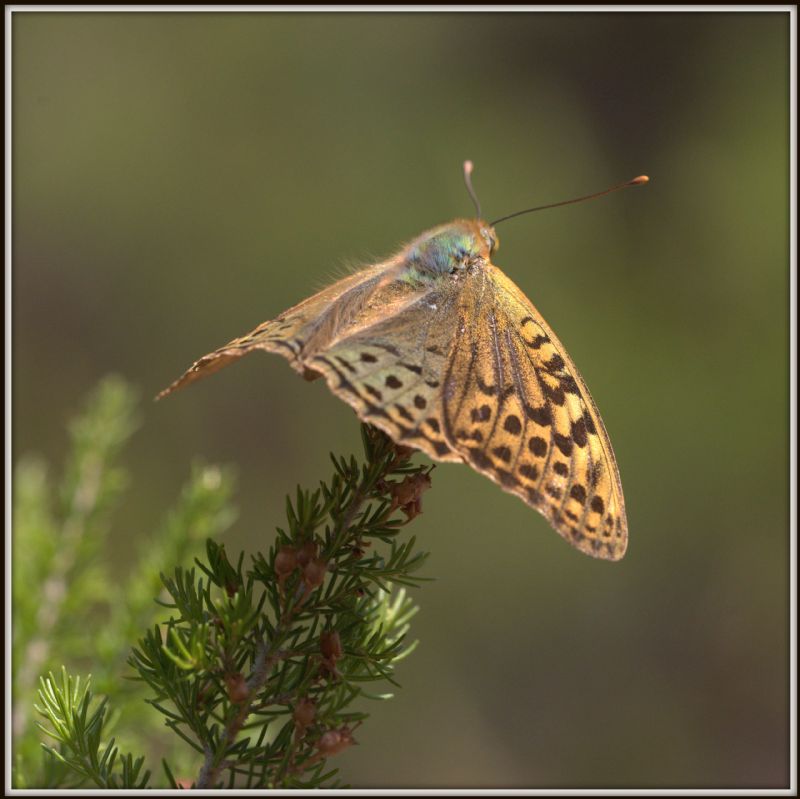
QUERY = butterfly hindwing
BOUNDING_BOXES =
[303,285,461,463]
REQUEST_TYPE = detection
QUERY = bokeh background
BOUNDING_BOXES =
[12,10,790,789]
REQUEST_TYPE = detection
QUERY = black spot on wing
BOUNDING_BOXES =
[498,470,520,488]
[471,405,492,423]
[528,334,550,349]
[335,356,357,375]
[536,372,566,406]
[542,353,565,373]
[269,339,300,355]
[519,463,539,481]
[468,448,494,470]
[499,385,515,402]
[395,404,414,423]
[554,434,573,457]
[364,385,383,401]
[400,362,423,375]
[570,484,587,504]
[525,404,552,427]
[363,401,391,421]
[492,445,512,463]
[476,375,497,396]
[560,374,582,397]
[591,496,605,514]
[571,418,588,448]
[528,436,547,456]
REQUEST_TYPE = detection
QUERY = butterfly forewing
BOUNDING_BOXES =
[441,264,627,560]
[156,260,397,398]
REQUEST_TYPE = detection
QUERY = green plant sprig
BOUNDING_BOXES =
[128,425,431,789]
[25,380,432,789]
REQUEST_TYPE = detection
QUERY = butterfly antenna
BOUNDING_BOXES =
[463,160,482,219]
[490,175,649,226]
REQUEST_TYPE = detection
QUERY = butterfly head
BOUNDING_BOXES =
[406,219,499,279]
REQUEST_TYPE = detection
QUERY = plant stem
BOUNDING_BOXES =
[196,638,284,788]
[194,435,399,788]
[13,454,103,741]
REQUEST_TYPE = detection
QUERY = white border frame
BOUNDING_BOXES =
[4,5,796,796]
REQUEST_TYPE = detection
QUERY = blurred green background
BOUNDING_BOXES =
[12,10,789,789]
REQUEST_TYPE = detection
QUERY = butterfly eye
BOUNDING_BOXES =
[480,228,498,254]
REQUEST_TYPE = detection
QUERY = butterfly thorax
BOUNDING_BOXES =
[404,219,499,281]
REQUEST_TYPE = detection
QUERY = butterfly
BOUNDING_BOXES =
[158,164,648,561]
